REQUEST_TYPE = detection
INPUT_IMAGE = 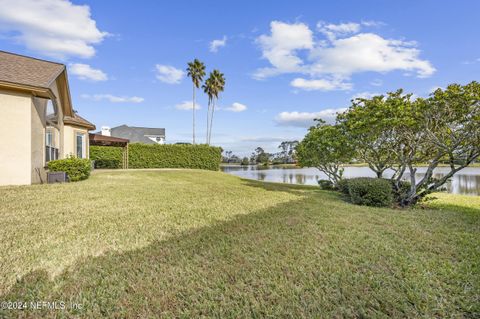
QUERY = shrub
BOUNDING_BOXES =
[318,179,334,190]
[90,146,123,169]
[47,157,91,182]
[336,178,350,195]
[128,143,222,171]
[347,177,393,207]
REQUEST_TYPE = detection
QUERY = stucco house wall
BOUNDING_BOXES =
[31,97,47,184]
[0,51,96,186]
[0,90,33,185]
[63,125,89,158]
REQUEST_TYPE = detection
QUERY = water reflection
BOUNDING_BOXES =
[221,165,480,196]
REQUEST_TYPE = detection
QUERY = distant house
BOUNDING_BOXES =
[0,51,95,185]
[101,125,165,144]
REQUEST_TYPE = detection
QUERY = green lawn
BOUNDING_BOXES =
[0,170,479,318]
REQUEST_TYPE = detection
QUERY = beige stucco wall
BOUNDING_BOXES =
[0,78,91,185]
[31,98,47,184]
[48,81,65,157]
[0,90,32,185]
[63,125,89,159]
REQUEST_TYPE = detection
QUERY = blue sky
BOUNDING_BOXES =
[1,0,479,155]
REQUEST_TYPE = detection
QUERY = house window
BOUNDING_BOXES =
[76,132,86,158]
[46,131,53,146]
[45,129,58,163]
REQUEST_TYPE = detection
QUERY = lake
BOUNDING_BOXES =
[221,165,480,196]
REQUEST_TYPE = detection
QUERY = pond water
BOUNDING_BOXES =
[221,165,480,196]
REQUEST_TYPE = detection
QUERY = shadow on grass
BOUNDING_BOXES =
[1,183,478,318]
[239,177,319,191]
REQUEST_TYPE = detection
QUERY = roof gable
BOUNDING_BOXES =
[0,51,74,117]
[0,51,65,89]
[109,125,165,144]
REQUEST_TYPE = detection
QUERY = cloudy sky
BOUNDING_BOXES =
[0,0,479,155]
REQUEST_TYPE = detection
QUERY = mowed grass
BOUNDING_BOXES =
[0,170,479,318]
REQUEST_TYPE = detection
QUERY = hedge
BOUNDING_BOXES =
[90,146,123,169]
[347,177,394,207]
[336,178,351,195]
[337,178,411,207]
[47,157,91,182]
[128,143,222,171]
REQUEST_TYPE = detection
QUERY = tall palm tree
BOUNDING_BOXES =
[202,76,214,144]
[207,70,225,145]
[186,59,206,144]
[202,70,226,145]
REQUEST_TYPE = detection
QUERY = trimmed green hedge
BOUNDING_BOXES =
[336,178,351,195]
[347,177,394,207]
[90,146,123,169]
[337,178,411,207]
[47,157,91,182]
[128,143,222,171]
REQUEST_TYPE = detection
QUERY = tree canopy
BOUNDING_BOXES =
[298,81,480,206]
[297,120,354,186]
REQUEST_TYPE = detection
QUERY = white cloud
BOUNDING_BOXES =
[209,36,227,52]
[155,64,185,84]
[175,101,201,110]
[370,79,383,86]
[0,0,108,59]
[291,78,352,91]
[275,108,347,128]
[69,63,107,81]
[309,33,435,78]
[222,102,247,112]
[254,21,313,79]
[81,94,144,103]
[361,20,384,27]
[462,58,480,65]
[317,22,360,40]
[351,91,382,100]
[240,136,288,143]
[254,20,435,88]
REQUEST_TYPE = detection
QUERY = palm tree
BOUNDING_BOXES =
[202,76,214,144]
[186,59,206,144]
[207,69,225,144]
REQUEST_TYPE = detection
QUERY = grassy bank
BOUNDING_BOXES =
[0,170,479,318]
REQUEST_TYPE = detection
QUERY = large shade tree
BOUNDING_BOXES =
[186,59,206,144]
[396,82,480,206]
[338,81,480,206]
[337,91,412,178]
[296,120,354,186]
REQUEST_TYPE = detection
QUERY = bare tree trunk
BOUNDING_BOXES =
[400,165,418,207]
[317,164,343,186]
[208,98,216,144]
[192,84,196,145]
[206,100,211,144]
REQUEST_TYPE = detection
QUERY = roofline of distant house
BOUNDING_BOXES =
[116,124,166,130]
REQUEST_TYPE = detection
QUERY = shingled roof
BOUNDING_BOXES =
[64,114,96,130]
[109,125,165,144]
[0,51,65,89]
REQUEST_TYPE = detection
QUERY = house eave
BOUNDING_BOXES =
[0,80,52,98]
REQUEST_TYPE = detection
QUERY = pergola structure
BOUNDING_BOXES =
[89,133,130,169]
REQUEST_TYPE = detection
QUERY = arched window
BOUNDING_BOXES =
[45,99,59,125]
